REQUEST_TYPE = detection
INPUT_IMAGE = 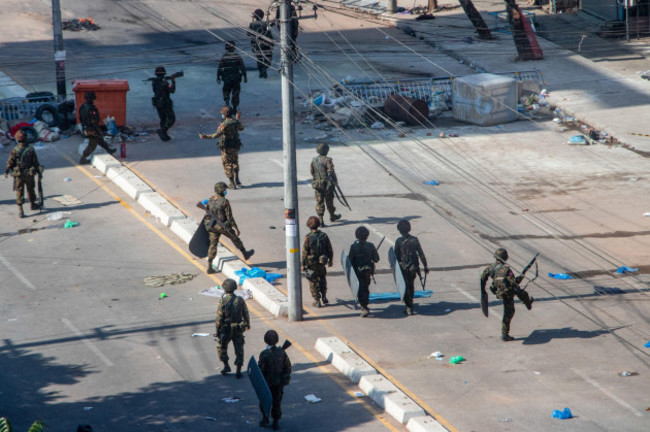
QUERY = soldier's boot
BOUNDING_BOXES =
[158,128,171,142]
[79,156,90,165]
[259,415,269,427]
[228,178,237,190]
[360,307,369,318]
[235,172,242,186]
[312,299,321,308]
[206,260,215,274]
[501,334,515,342]
[272,419,279,430]
[318,215,326,227]
[405,306,413,315]
[235,365,242,379]
[30,201,41,211]
[220,362,231,375]
[321,294,329,305]
[242,249,255,260]
[330,213,341,222]
[17,205,24,218]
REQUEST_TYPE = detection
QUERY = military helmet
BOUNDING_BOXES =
[253,8,264,19]
[214,181,228,194]
[222,278,237,293]
[84,91,96,101]
[397,219,411,235]
[316,143,329,156]
[494,248,509,262]
[225,40,236,51]
[306,216,320,229]
[155,66,166,76]
[355,226,369,241]
[14,129,27,143]
[220,106,232,117]
[264,329,279,345]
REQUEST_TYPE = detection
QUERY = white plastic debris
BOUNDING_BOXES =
[47,211,64,221]
[304,394,322,403]
[222,397,240,403]
[429,351,444,360]
[370,121,385,129]
[354,391,364,397]
[192,333,211,337]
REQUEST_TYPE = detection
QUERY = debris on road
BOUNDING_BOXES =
[354,391,364,397]
[616,266,638,274]
[143,272,198,287]
[424,180,439,186]
[192,333,211,337]
[222,397,240,403]
[429,351,444,360]
[551,407,573,419]
[63,18,100,31]
[63,220,79,228]
[548,272,573,279]
[449,356,465,364]
[235,267,282,284]
[304,394,322,403]
[52,195,82,206]
[618,371,637,377]
[568,135,587,145]
[199,286,253,300]
[159,293,168,299]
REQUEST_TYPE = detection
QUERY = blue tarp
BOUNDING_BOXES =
[235,267,283,285]
[369,290,433,301]
[616,266,638,274]
[548,272,573,280]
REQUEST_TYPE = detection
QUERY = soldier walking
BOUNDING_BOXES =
[4,130,43,218]
[480,248,534,341]
[258,330,291,430]
[217,41,247,113]
[395,220,429,315]
[151,66,176,141]
[78,91,116,164]
[310,143,341,227]
[248,9,274,79]
[215,278,250,377]
[349,226,380,317]
[202,182,254,274]
[302,216,333,308]
[199,107,244,189]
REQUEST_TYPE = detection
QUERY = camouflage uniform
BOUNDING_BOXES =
[302,229,333,304]
[4,141,41,206]
[395,234,428,311]
[203,195,247,262]
[203,117,243,181]
[349,240,379,311]
[480,261,533,339]
[258,345,292,423]
[79,101,114,161]
[217,52,247,111]
[216,292,250,367]
[248,20,274,78]
[310,155,338,222]
[151,76,176,138]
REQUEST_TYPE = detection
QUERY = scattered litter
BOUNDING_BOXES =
[424,180,439,186]
[199,286,253,300]
[64,220,79,229]
[192,333,211,337]
[548,272,573,279]
[645,341,650,348]
[498,418,512,422]
[222,397,240,403]
[444,308,451,313]
[551,407,573,420]
[63,17,100,31]
[568,135,587,145]
[234,267,282,285]
[369,290,433,300]
[159,293,168,299]
[619,371,637,377]
[205,417,217,421]
[616,266,638,274]
[143,272,198,287]
[47,211,64,221]
[429,351,444,360]
[354,391,364,397]
[644,213,650,217]
[304,394,322,403]
[52,195,82,206]
[64,177,72,182]
[449,356,465,364]
[370,121,385,129]
[533,371,541,375]
[83,407,93,411]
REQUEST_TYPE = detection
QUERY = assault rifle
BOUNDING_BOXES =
[143,70,184,82]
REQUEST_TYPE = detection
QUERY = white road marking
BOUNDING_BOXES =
[573,368,643,417]
[62,318,114,367]
[454,285,499,317]
[0,254,36,290]
[362,224,394,246]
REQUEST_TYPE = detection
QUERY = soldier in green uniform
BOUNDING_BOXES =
[4,130,43,218]
[258,330,291,430]
[78,91,117,164]
[480,248,534,341]
[199,106,244,189]
[151,66,176,141]
[310,143,341,227]
[349,226,380,317]
[215,278,250,377]
[395,220,429,315]
[248,9,274,79]
[302,216,333,308]
[202,182,254,274]
[217,41,247,113]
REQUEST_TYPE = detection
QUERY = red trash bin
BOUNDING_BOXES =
[72,79,130,127]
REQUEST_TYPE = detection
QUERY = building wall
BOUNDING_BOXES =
[581,0,620,20]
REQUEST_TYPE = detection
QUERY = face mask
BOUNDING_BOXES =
[223,190,227,196]
[221,114,225,119]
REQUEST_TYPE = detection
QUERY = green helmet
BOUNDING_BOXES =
[494,248,508,262]
[355,226,369,241]
[397,219,411,235]
[316,143,329,156]
[264,329,279,345]
[214,182,228,194]
[222,278,237,293]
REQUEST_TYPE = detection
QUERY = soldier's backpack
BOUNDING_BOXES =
[490,264,513,299]
[311,156,330,191]
[397,236,418,272]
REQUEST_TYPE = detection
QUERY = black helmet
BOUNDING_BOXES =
[84,91,96,101]
[355,226,369,241]
[214,182,228,194]
[225,41,236,51]
[306,216,320,229]
[397,219,411,235]
[253,8,264,19]
[222,278,237,293]
[155,66,166,76]
[264,329,279,345]
[316,143,329,156]
[494,248,508,262]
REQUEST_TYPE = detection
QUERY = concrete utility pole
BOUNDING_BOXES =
[387,0,396,13]
[52,0,67,99]
[428,0,438,11]
[280,0,302,322]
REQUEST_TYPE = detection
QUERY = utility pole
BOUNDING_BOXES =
[52,0,66,100]
[428,0,438,11]
[387,0,396,13]
[280,0,302,322]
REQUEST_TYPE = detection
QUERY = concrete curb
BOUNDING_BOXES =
[89,153,288,317]
[316,337,446,429]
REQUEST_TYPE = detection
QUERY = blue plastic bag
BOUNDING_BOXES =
[424,180,439,186]
[616,266,638,274]
[201,198,209,205]
[265,273,282,283]
[568,135,586,144]
[548,272,573,280]
[551,407,573,420]
[644,341,650,348]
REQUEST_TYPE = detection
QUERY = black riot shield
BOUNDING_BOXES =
[388,246,406,301]
[340,249,360,300]
[189,222,210,258]
[481,290,489,317]
[247,356,273,419]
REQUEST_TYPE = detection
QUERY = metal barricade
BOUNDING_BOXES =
[0,93,58,121]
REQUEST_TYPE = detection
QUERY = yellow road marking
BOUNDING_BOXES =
[63,154,399,431]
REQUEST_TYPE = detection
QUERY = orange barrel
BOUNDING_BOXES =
[72,79,130,127]
[383,94,429,126]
